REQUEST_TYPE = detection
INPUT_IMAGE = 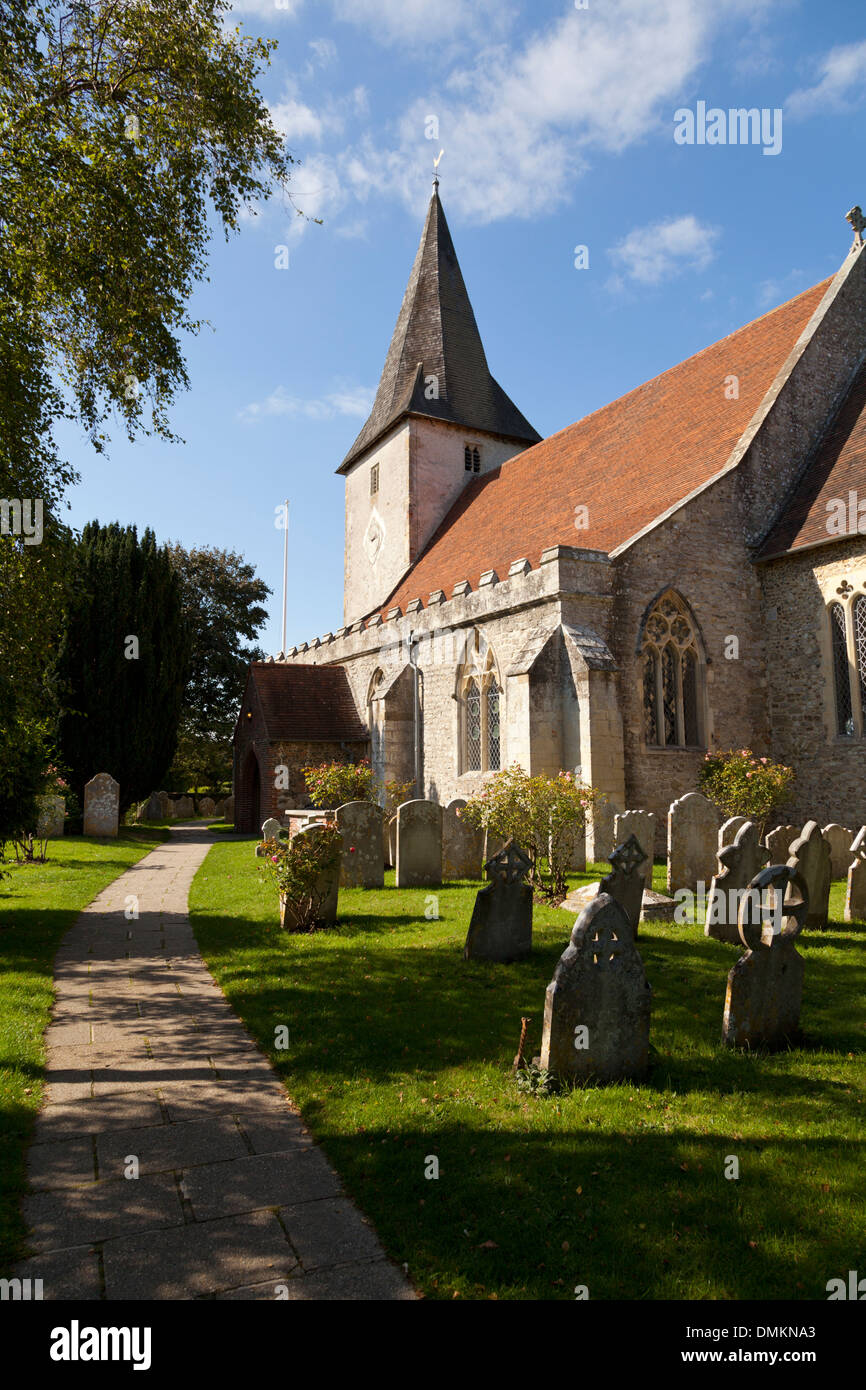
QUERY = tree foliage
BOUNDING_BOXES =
[55,521,190,809]
[165,543,271,794]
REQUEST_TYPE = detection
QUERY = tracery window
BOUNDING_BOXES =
[829,589,866,738]
[640,591,705,748]
[458,630,501,773]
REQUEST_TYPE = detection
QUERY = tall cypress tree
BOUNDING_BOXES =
[55,522,189,810]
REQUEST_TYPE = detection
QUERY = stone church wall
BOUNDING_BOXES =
[759,538,866,828]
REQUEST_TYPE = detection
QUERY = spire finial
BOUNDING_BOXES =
[847,205,865,248]
[432,148,444,190]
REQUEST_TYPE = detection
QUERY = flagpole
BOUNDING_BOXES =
[281,498,289,654]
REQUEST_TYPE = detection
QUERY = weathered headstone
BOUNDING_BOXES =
[395,800,442,888]
[163,799,176,820]
[787,821,831,931]
[463,840,533,962]
[386,815,397,869]
[443,798,484,879]
[279,823,340,930]
[143,792,162,821]
[763,825,798,863]
[722,864,808,1049]
[174,796,194,818]
[599,834,648,938]
[844,826,866,923]
[822,824,854,880]
[705,821,771,943]
[719,816,749,849]
[36,795,65,838]
[212,798,226,818]
[199,796,217,817]
[157,791,171,818]
[667,792,720,894]
[223,794,234,823]
[540,894,652,1083]
[83,773,119,838]
[336,801,384,888]
[613,810,655,894]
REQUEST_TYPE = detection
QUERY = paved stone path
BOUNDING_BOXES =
[14,825,414,1301]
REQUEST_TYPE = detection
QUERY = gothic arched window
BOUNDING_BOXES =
[640,591,705,748]
[367,668,385,777]
[458,630,502,773]
[828,590,866,738]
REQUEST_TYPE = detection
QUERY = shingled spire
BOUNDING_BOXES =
[338,183,540,473]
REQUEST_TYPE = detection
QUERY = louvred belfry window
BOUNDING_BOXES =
[640,592,705,749]
[458,630,502,773]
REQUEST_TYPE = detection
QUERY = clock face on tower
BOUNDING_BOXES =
[364,508,385,565]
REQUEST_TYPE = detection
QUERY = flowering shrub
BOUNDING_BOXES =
[383,779,415,815]
[259,822,342,931]
[303,759,374,808]
[460,764,601,900]
[699,748,794,836]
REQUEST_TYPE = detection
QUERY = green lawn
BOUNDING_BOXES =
[189,844,865,1301]
[0,829,169,1271]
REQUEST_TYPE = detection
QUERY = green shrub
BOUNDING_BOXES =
[303,759,374,808]
[698,748,794,837]
[259,823,342,931]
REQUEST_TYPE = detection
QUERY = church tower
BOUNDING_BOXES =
[338,179,541,625]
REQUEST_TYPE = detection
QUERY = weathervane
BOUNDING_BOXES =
[846,205,865,248]
[432,148,444,188]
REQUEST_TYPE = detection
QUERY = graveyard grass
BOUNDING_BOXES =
[189,842,865,1301]
[0,829,169,1271]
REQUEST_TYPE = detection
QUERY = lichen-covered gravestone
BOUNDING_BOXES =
[279,824,340,930]
[36,795,65,838]
[719,816,749,849]
[667,792,720,894]
[722,864,808,1049]
[787,821,831,930]
[199,796,217,817]
[395,800,442,888]
[763,825,798,863]
[83,773,119,837]
[844,827,866,923]
[613,810,655,896]
[821,824,854,880]
[256,817,283,859]
[223,794,234,823]
[443,798,484,880]
[463,840,533,962]
[705,821,770,943]
[540,893,652,1084]
[174,796,193,818]
[336,801,384,888]
[599,834,648,938]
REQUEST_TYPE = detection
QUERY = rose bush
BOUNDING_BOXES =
[698,748,794,838]
[303,759,374,808]
[259,822,342,931]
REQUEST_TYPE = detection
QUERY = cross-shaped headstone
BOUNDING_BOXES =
[588,920,622,969]
[609,833,647,879]
[486,839,532,886]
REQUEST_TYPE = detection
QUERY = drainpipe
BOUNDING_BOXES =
[408,631,422,796]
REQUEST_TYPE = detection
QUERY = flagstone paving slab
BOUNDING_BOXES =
[13,825,414,1300]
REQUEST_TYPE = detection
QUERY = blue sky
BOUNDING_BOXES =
[57,0,866,653]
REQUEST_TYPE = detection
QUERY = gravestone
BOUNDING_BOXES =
[174,796,194,818]
[540,893,652,1084]
[763,825,798,863]
[36,795,65,838]
[443,798,484,879]
[844,826,866,923]
[667,792,720,894]
[163,799,176,820]
[705,821,770,943]
[395,800,442,888]
[722,864,808,1049]
[157,791,171,818]
[280,823,340,930]
[144,792,162,821]
[256,817,283,858]
[787,822,831,930]
[223,795,234,823]
[213,798,226,818]
[719,816,749,849]
[613,810,655,894]
[599,834,648,938]
[822,823,854,880]
[199,796,217,817]
[336,801,384,888]
[83,773,119,838]
[463,840,533,962]
[386,815,397,869]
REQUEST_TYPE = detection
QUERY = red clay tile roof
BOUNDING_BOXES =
[372,279,832,620]
[756,360,866,560]
[245,663,367,741]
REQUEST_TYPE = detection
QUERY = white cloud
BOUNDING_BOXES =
[608,215,720,287]
[786,40,866,118]
[347,0,717,223]
[239,383,374,423]
[329,0,509,47]
[228,0,303,19]
[308,37,338,67]
[756,269,806,309]
[270,97,329,144]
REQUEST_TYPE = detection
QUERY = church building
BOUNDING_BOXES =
[233,184,866,852]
